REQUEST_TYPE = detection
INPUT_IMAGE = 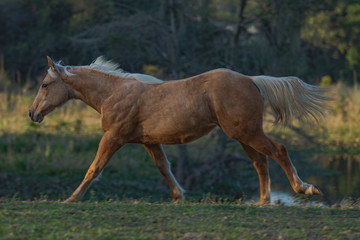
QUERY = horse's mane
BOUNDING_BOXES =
[49,56,164,85]
[89,56,163,84]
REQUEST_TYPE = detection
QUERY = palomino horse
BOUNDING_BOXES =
[28,56,330,204]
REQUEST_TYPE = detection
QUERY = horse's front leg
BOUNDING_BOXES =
[65,131,122,203]
[143,144,185,203]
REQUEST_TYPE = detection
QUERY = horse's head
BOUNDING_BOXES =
[28,56,73,123]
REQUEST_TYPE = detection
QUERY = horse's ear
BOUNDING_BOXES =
[47,56,58,74]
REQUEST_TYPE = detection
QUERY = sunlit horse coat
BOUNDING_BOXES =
[28,56,331,204]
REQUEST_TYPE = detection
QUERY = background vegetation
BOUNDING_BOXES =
[1,0,360,238]
[0,0,359,194]
[1,0,360,84]
[0,0,360,199]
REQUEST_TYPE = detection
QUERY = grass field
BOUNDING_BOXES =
[1,200,360,240]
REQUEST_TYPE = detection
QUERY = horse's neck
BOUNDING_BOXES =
[66,68,123,113]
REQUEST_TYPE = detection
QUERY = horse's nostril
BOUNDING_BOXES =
[28,111,32,118]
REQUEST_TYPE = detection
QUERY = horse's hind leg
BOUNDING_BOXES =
[241,143,271,204]
[244,131,322,196]
[143,144,185,203]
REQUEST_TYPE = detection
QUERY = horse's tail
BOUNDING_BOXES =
[250,75,332,126]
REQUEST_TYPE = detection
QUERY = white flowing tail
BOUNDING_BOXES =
[251,75,332,126]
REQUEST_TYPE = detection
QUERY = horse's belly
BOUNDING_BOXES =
[133,121,216,145]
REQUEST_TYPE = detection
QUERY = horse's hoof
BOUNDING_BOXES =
[304,184,322,195]
[313,186,323,196]
[173,195,185,204]
[64,197,78,203]
[256,199,271,205]
[173,197,185,204]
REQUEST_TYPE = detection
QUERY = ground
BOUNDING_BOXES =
[1,200,360,239]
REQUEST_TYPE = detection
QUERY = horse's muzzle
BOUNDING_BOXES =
[28,110,44,123]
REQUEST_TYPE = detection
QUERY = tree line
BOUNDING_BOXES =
[0,0,359,87]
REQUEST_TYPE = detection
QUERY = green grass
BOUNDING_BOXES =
[1,200,359,239]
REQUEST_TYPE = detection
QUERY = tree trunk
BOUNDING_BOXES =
[169,0,180,79]
[230,0,247,67]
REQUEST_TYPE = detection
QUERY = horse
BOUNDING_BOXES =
[28,56,331,204]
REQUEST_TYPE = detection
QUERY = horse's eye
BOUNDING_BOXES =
[42,84,48,88]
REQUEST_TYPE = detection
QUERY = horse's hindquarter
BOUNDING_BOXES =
[131,69,263,144]
[208,70,264,140]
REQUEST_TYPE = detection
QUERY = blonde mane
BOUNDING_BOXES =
[49,56,164,84]
[89,56,163,84]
